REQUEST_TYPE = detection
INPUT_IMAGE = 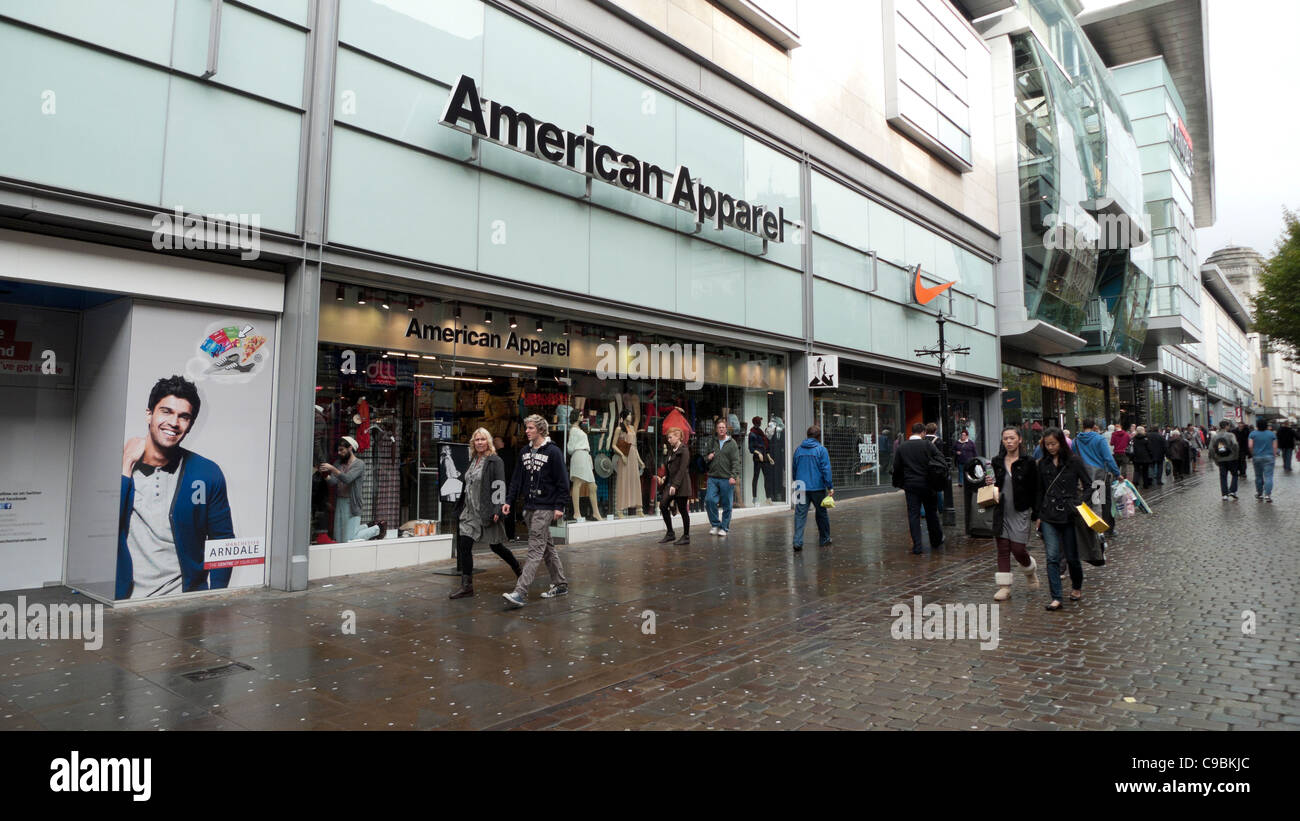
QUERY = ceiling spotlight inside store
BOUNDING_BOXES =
[335,285,345,301]
[485,311,493,325]
[357,290,367,305]
[509,315,518,328]
[406,295,416,312]
[454,304,462,320]
[562,322,570,337]
[381,293,391,310]
[536,318,544,333]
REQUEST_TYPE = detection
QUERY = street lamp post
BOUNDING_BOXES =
[915,312,969,528]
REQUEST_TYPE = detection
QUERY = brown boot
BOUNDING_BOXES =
[449,574,474,599]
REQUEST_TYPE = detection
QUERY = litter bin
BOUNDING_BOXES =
[963,457,996,538]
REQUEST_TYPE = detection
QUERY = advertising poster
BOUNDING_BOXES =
[116,303,275,600]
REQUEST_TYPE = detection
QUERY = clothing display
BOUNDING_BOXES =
[566,424,595,483]
[613,423,644,514]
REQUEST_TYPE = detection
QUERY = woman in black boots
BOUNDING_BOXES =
[658,426,692,545]
[450,427,522,598]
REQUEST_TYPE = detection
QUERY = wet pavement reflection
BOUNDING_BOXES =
[2,469,1296,730]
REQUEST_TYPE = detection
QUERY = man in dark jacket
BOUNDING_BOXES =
[892,422,944,554]
[1146,427,1168,486]
[1209,420,1240,500]
[1234,422,1252,478]
[1278,420,1296,472]
[1130,427,1153,488]
[502,415,569,608]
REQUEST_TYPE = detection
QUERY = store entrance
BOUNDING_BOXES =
[818,398,881,490]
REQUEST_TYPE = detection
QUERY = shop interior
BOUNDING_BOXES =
[312,282,788,544]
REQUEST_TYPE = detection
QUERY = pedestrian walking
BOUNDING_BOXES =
[501,415,569,609]
[953,429,978,488]
[1130,426,1155,489]
[892,422,945,554]
[923,422,946,516]
[1111,424,1132,480]
[1248,418,1279,502]
[657,426,692,545]
[1036,428,1092,611]
[704,419,741,536]
[1209,420,1240,500]
[1278,419,1296,473]
[1234,422,1252,479]
[984,426,1039,601]
[1074,418,1120,531]
[1167,430,1190,483]
[449,428,522,599]
[791,424,834,551]
[1146,425,1168,486]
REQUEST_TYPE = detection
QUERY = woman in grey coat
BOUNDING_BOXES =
[450,427,522,599]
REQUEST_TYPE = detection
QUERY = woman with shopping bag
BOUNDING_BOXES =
[982,426,1040,601]
[1036,428,1093,611]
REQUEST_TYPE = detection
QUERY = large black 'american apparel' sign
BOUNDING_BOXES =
[439,74,787,243]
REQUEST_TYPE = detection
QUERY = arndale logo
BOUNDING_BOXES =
[50,751,151,801]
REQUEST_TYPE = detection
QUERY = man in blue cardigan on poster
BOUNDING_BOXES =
[117,375,235,600]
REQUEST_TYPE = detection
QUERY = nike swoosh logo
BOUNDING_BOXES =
[914,268,955,305]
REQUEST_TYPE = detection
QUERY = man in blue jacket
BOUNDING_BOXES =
[502,414,570,608]
[118,376,234,600]
[1073,418,1120,533]
[791,424,834,551]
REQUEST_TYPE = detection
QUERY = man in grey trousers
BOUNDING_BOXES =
[501,415,570,609]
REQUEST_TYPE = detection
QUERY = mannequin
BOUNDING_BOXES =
[613,409,644,517]
[567,420,602,521]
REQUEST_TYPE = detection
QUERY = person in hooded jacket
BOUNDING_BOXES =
[1037,428,1092,611]
[982,426,1039,601]
[791,425,833,551]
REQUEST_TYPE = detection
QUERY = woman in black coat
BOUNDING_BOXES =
[658,426,693,545]
[1037,428,1093,611]
[982,426,1040,601]
[449,428,522,599]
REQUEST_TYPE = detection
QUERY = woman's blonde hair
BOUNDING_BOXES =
[666,427,683,443]
[469,427,496,456]
[1135,425,1146,435]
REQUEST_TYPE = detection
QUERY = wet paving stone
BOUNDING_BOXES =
[2,465,1296,729]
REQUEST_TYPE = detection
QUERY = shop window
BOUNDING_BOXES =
[311,283,787,543]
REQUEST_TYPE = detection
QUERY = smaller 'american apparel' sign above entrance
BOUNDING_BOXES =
[439,74,787,243]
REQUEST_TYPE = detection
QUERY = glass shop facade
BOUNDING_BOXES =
[0,0,1001,596]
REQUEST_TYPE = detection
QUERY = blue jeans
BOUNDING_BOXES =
[793,489,830,547]
[705,477,734,530]
[1040,520,1082,601]
[1218,463,1238,496]
[1254,458,1275,497]
[1282,448,1294,471]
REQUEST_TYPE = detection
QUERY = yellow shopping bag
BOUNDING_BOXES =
[1076,502,1109,533]
[820,494,836,508]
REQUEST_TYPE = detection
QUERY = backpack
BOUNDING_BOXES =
[1214,436,1232,459]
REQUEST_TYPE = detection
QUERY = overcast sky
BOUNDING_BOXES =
[1084,0,1299,262]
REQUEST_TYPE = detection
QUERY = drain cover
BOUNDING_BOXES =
[181,661,254,682]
